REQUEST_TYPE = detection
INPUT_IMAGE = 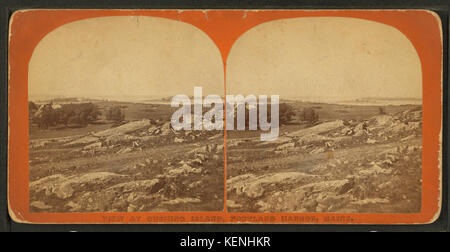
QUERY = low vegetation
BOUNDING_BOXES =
[30,101,101,129]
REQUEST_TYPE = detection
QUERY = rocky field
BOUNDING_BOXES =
[226,107,422,213]
[29,119,224,212]
[29,101,422,214]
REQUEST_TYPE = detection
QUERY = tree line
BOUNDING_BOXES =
[29,100,317,129]
[29,101,125,129]
[230,103,319,127]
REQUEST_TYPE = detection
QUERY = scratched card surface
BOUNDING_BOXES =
[8,9,442,224]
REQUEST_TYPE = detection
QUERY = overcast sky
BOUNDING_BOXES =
[29,16,224,100]
[29,16,421,101]
[226,17,422,100]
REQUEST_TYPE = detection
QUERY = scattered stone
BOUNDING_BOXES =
[105,134,139,145]
[227,200,243,209]
[127,204,138,212]
[310,147,325,154]
[165,164,202,177]
[401,135,415,141]
[303,199,318,211]
[162,198,201,205]
[378,181,393,190]
[299,179,353,195]
[359,163,392,176]
[227,172,318,199]
[288,120,344,137]
[30,172,125,200]
[112,199,128,210]
[212,154,221,161]
[30,140,52,149]
[160,122,172,136]
[350,198,390,206]
[31,201,53,210]
[56,183,75,199]
[94,119,151,137]
[189,158,203,165]
[117,147,132,154]
[174,137,184,143]
[366,138,377,144]
[341,127,352,135]
[208,133,222,140]
[65,136,99,147]
[83,141,102,150]
[108,179,162,194]
[275,142,295,151]
[65,201,81,212]
[371,115,394,126]
[216,144,224,153]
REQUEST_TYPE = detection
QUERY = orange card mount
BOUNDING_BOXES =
[8,9,442,224]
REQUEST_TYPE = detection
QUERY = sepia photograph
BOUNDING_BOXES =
[28,16,225,213]
[6,8,442,225]
[225,17,423,213]
[28,16,424,214]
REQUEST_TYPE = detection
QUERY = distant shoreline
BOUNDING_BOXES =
[29,96,423,107]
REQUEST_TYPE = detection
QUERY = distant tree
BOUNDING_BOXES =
[106,106,125,122]
[67,114,82,125]
[28,101,38,112]
[33,103,57,129]
[229,102,294,128]
[32,102,101,128]
[301,107,319,125]
[78,103,101,123]
[279,103,296,125]
[57,108,75,126]
[378,107,386,115]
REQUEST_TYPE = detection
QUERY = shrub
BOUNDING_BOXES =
[31,102,101,128]
[378,107,386,115]
[301,107,319,124]
[28,101,38,112]
[106,106,125,122]
[279,103,296,125]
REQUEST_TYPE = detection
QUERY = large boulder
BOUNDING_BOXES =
[107,179,162,194]
[227,172,318,199]
[161,197,201,206]
[30,201,53,210]
[400,109,422,122]
[159,122,172,136]
[288,120,344,137]
[94,119,151,137]
[83,141,102,150]
[370,115,394,127]
[297,179,353,195]
[105,134,139,145]
[163,164,203,178]
[257,136,292,147]
[358,163,392,176]
[296,134,332,145]
[275,142,296,151]
[65,136,99,147]
[30,172,125,200]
